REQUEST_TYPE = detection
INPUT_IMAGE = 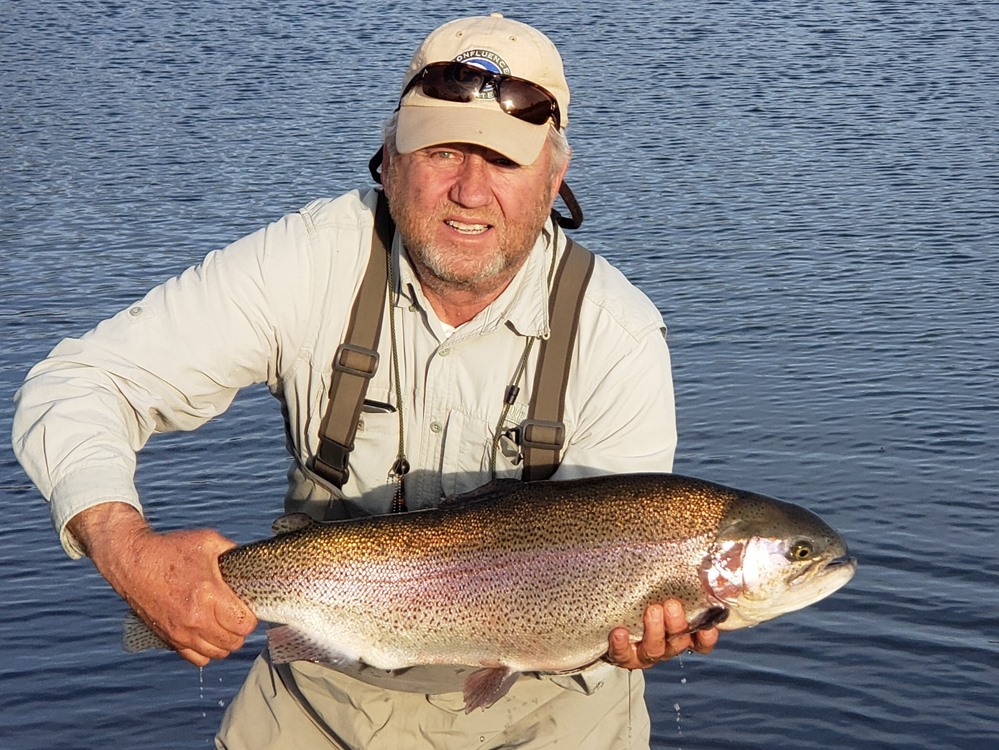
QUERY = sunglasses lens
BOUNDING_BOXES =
[421,63,486,103]
[496,81,555,125]
[407,62,558,127]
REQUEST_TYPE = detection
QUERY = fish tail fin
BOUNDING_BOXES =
[462,666,520,713]
[122,611,172,653]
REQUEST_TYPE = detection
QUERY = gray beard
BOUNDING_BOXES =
[405,236,514,291]
[392,207,552,297]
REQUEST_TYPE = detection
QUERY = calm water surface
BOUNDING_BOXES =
[2,1,996,748]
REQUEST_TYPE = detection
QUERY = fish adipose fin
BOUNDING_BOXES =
[266,624,354,667]
[122,611,171,653]
[462,665,521,713]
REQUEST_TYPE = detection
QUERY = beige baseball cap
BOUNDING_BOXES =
[395,13,569,166]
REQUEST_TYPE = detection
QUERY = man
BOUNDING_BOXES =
[12,14,717,749]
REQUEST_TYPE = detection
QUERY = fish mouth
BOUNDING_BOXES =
[824,555,858,577]
[789,555,857,588]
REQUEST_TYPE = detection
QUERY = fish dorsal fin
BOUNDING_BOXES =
[271,512,318,536]
[438,479,524,510]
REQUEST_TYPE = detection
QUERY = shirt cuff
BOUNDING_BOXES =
[48,466,143,559]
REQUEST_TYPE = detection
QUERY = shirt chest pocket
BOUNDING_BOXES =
[439,402,527,497]
[342,385,400,499]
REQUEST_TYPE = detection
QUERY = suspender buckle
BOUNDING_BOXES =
[520,419,565,451]
[312,442,351,486]
[334,343,379,379]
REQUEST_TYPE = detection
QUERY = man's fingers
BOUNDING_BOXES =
[174,623,247,664]
[662,600,687,634]
[607,599,722,670]
[176,638,237,667]
[662,599,694,656]
[215,596,257,639]
[177,647,211,668]
[608,628,634,664]
[691,625,719,655]
[640,604,667,662]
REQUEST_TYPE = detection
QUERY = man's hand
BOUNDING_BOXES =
[69,502,257,667]
[607,599,719,669]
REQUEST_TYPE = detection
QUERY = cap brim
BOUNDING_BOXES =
[396,100,548,166]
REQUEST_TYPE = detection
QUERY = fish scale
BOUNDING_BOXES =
[124,473,856,711]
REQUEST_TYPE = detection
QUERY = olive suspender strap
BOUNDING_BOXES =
[521,235,595,481]
[312,193,594,488]
[311,192,393,488]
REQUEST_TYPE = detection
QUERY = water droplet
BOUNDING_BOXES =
[674,701,684,745]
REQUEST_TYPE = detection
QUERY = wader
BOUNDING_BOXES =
[216,191,651,749]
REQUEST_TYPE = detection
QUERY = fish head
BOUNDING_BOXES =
[699,495,857,630]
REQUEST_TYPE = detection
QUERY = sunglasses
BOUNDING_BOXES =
[399,61,561,128]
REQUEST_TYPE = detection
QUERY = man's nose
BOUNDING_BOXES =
[448,155,492,208]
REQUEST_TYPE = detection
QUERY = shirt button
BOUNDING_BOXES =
[430,421,442,433]
[438,348,451,357]
[129,306,142,316]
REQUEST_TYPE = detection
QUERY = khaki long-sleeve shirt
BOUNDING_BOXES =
[12,188,677,559]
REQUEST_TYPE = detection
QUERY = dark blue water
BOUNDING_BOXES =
[2,1,996,748]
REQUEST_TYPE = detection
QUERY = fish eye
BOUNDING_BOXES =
[788,541,814,561]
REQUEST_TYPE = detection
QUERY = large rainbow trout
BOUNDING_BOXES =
[124,473,856,711]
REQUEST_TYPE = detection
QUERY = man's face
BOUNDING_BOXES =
[382,139,568,297]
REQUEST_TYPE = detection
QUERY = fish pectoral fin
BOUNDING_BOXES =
[122,611,171,653]
[687,606,730,633]
[462,665,520,713]
[266,625,354,667]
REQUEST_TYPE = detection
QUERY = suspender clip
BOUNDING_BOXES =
[520,419,565,451]
[311,442,351,486]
